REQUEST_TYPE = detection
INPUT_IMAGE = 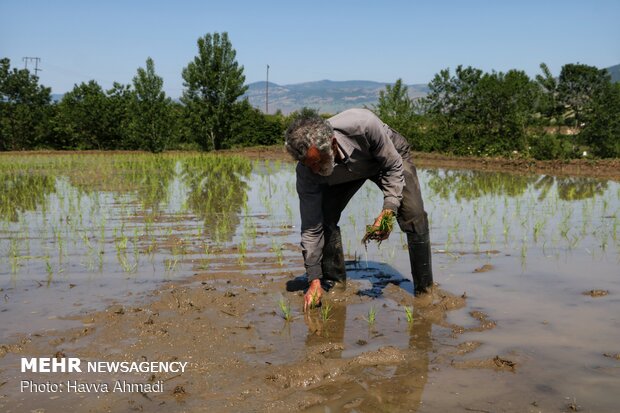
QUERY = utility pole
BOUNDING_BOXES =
[265,64,269,114]
[22,57,42,76]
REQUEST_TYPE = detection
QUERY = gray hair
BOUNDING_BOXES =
[284,113,333,161]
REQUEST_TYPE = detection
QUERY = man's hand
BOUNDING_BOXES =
[372,209,395,241]
[304,279,323,312]
[362,209,395,244]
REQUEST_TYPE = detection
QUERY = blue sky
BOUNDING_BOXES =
[1,0,619,97]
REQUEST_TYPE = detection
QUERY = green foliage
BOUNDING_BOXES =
[181,32,248,150]
[128,58,173,153]
[52,80,132,149]
[0,58,52,150]
[528,133,578,160]
[558,63,610,127]
[421,66,538,156]
[374,79,417,139]
[228,100,285,147]
[535,63,562,123]
[52,80,109,149]
[580,82,620,158]
[105,82,133,149]
[284,107,321,126]
[1,50,618,159]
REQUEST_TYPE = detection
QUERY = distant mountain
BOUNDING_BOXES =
[243,80,429,114]
[49,64,618,110]
[605,64,620,83]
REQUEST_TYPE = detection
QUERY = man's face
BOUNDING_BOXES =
[302,144,335,176]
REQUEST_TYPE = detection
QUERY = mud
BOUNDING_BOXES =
[582,289,609,297]
[225,146,620,180]
[0,251,493,412]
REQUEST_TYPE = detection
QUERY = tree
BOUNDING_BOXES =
[474,70,538,154]
[580,82,620,158]
[181,32,248,150]
[105,82,133,149]
[421,65,538,156]
[374,79,416,138]
[425,65,483,119]
[128,57,173,152]
[558,63,610,127]
[0,58,52,150]
[535,62,561,123]
[52,80,110,149]
[228,99,284,147]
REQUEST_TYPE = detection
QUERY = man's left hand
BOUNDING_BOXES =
[370,209,394,241]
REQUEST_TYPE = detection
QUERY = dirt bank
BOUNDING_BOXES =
[228,146,620,180]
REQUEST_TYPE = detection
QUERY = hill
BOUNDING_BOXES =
[605,64,620,83]
[243,80,429,114]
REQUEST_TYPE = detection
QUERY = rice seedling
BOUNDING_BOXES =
[45,258,53,285]
[533,219,545,243]
[362,210,394,246]
[320,301,332,322]
[364,306,377,326]
[271,239,284,266]
[165,257,178,274]
[404,306,414,324]
[238,239,247,265]
[278,298,293,321]
[118,253,138,274]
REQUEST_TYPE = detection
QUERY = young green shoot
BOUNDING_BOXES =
[404,306,414,324]
[279,298,293,321]
[320,301,332,322]
[362,210,394,246]
[364,305,377,326]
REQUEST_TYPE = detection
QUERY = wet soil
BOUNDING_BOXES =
[0,247,503,412]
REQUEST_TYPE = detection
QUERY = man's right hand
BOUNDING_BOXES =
[304,279,323,312]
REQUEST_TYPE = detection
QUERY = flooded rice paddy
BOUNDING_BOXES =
[1,153,619,412]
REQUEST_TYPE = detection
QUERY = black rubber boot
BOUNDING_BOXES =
[407,232,433,295]
[321,225,347,289]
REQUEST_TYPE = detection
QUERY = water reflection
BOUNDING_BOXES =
[66,156,177,210]
[182,155,252,242]
[534,175,608,201]
[426,169,536,200]
[0,172,56,221]
[426,169,609,201]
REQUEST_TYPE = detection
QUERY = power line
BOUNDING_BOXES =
[22,57,42,76]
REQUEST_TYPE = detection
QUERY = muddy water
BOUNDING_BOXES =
[1,154,619,412]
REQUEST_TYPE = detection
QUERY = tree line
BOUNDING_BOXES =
[376,64,620,159]
[1,33,285,153]
[2,31,619,158]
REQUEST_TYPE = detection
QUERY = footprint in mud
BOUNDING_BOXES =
[582,289,609,297]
